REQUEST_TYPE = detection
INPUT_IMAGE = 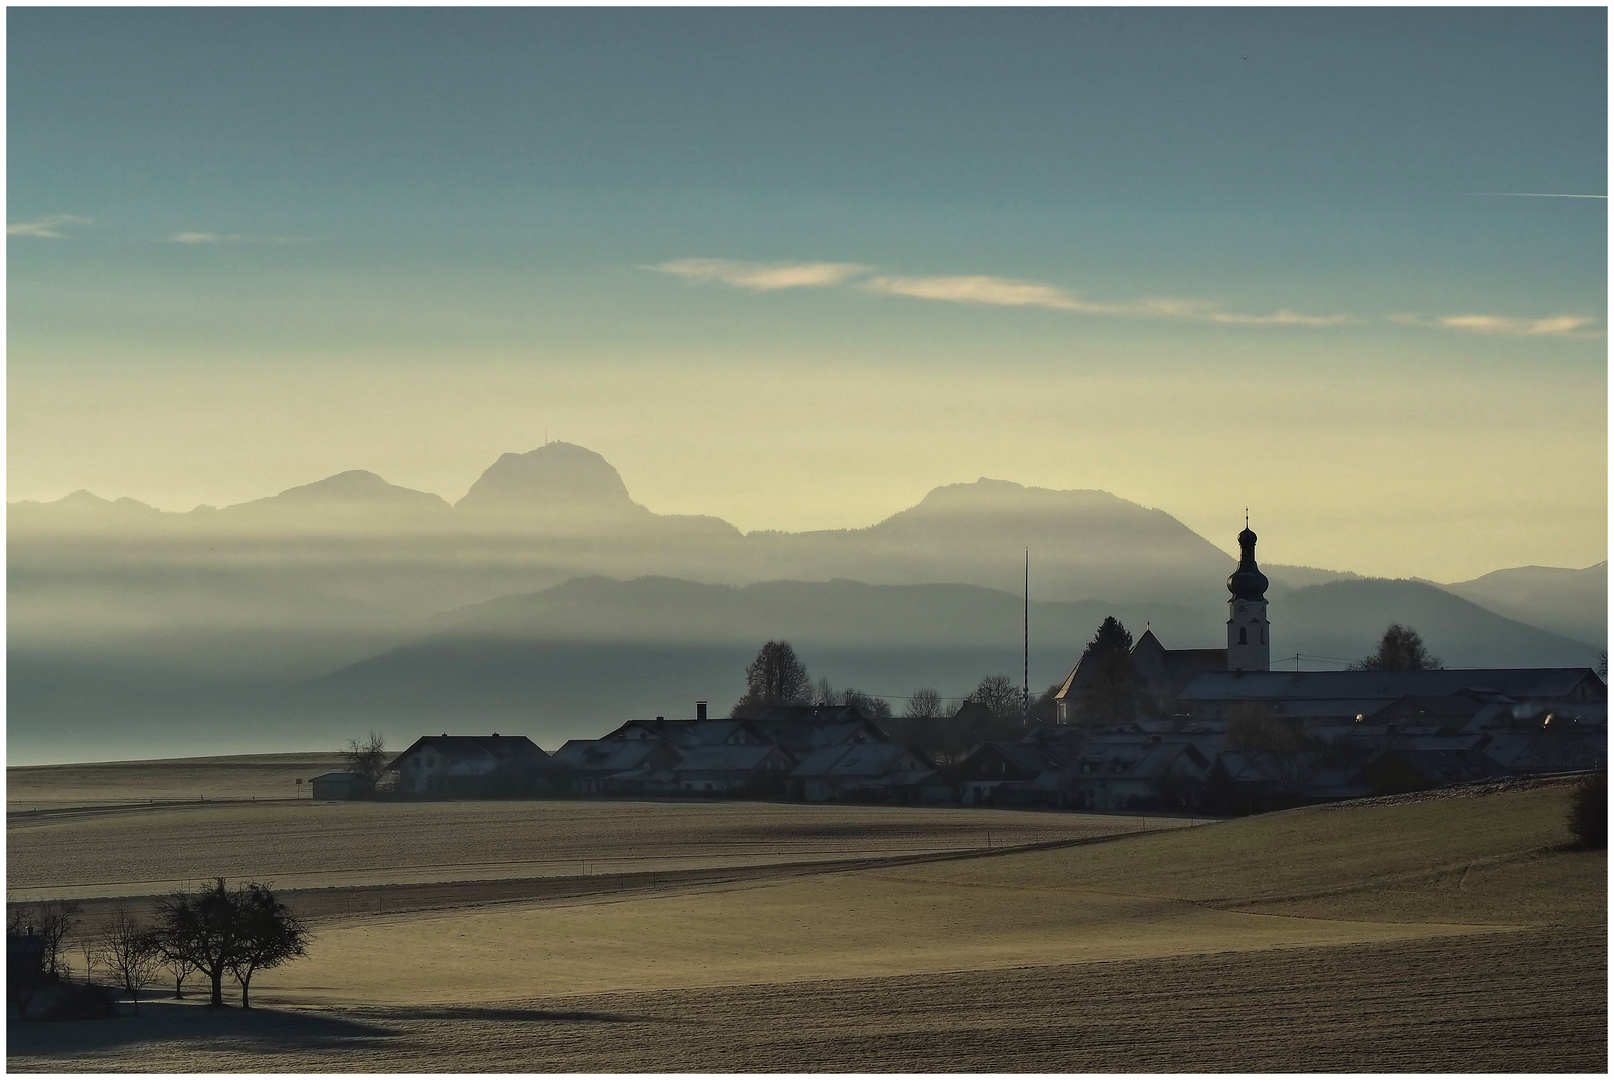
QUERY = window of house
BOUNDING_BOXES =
[1238,627,1248,645]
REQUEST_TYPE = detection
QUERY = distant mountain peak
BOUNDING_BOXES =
[455,442,641,515]
[228,469,450,513]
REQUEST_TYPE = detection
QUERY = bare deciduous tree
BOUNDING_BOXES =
[967,674,1021,720]
[341,731,389,795]
[904,688,942,719]
[9,900,81,981]
[94,907,162,1012]
[153,878,309,1008]
[732,640,813,718]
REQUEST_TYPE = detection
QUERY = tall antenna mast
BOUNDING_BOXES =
[1023,548,1030,724]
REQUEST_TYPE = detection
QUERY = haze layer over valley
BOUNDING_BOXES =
[9,443,1605,763]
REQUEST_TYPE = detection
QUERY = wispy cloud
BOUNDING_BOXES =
[646,258,873,291]
[168,232,311,245]
[1391,312,1603,337]
[8,214,92,238]
[860,274,1348,327]
[1478,192,1607,199]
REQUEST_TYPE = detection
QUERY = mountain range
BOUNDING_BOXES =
[8,442,1604,763]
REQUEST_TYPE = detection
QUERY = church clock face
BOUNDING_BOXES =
[1236,603,1246,615]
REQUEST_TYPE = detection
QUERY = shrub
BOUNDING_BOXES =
[1567,771,1606,849]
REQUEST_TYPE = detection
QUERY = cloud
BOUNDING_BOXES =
[168,232,312,245]
[646,258,873,291]
[1391,312,1603,337]
[860,274,1347,327]
[1479,192,1607,199]
[8,214,92,238]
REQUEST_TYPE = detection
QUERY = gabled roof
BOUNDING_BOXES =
[672,745,791,774]
[1069,740,1209,780]
[954,740,1063,780]
[1371,694,1495,722]
[548,739,680,773]
[387,734,545,771]
[749,717,889,755]
[789,741,925,779]
[603,718,768,747]
[1178,668,1605,704]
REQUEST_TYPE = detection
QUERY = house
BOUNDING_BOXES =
[671,744,795,795]
[388,734,548,795]
[602,717,772,748]
[1176,668,1606,724]
[952,742,1065,805]
[1061,739,1212,811]
[547,738,683,796]
[788,742,941,802]
[309,771,367,799]
[745,705,892,759]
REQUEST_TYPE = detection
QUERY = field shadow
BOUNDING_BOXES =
[362,1004,658,1024]
[7,999,398,1058]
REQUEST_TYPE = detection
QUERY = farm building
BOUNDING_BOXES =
[787,742,941,802]
[308,771,367,799]
[388,734,547,795]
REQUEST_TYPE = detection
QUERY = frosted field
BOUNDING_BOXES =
[7,766,1604,1072]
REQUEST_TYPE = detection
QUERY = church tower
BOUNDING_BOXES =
[1226,518,1270,672]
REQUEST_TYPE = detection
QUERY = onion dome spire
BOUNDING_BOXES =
[1228,512,1268,601]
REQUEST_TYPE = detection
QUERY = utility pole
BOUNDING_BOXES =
[1023,548,1030,724]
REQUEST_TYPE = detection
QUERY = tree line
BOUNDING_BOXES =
[9,878,308,1015]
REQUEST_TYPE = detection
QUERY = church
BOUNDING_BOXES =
[1054,522,1606,729]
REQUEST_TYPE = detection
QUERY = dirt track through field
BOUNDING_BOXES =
[9,925,1604,1072]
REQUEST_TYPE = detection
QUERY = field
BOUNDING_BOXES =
[6,793,1172,901]
[7,762,1606,1072]
[7,753,346,811]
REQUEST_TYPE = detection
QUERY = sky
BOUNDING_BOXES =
[8,8,1607,581]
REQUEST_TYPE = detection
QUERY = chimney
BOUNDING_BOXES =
[696,700,708,721]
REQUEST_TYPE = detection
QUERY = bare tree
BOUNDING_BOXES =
[156,945,199,1000]
[1350,624,1442,671]
[10,900,81,981]
[904,688,942,719]
[94,908,162,1012]
[967,674,1021,720]
[732,640,813,717]
[341,732,389,795]
[227,884,309,1009]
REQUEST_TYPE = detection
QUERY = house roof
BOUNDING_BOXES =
[604,718,767,747]
[672,745,789,774]
[309,771,364,783]
[548,739,679,773]
[789,742,919,779]
[1178,668,1604,705]
[387,734,545,771]
[749,717,888,755]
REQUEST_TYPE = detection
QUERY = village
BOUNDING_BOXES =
[315,526,1608,813]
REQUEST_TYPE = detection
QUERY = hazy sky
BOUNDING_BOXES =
[8,8,1606,581]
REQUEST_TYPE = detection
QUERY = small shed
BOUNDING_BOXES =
[310,771,367,799]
